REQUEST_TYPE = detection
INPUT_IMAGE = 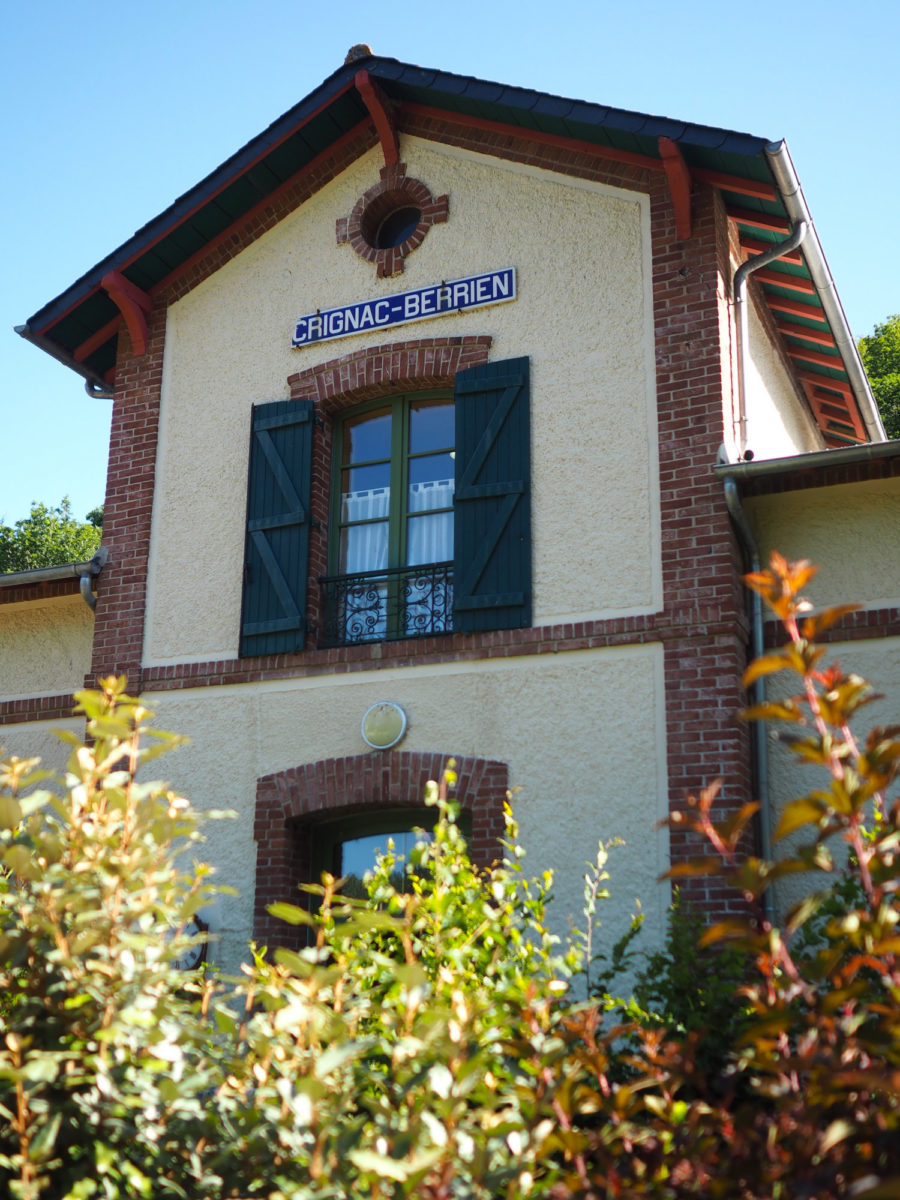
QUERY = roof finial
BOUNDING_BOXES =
[345,44,374,64]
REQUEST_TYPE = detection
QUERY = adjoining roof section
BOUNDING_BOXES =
[17,53,882,445]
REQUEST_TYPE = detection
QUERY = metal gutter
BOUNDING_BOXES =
[715,437,900,483]
[14,323,109,394]
[764,141,885,443]
[0,547,108,611]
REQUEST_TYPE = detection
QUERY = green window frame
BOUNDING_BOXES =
[322,389,455,644]
[328,388,455,574]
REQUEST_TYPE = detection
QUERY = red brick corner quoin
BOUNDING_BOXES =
[253,751,508,948]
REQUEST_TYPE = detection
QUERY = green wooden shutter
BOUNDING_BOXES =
[239,399,314,657]
[453,357,531,633]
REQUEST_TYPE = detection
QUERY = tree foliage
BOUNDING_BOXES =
[0,499,102,575]
[1,555,900,1197]
[859,313,900,438]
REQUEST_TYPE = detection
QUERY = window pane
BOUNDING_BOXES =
[341,521,388,573]
[344,408,392,463]
[340,828,433,895]
[409,400,453,454]
[407,511,453,565]
[408,454,455,511]
[343,462,390,500]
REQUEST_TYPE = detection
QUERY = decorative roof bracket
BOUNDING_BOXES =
[658,136,692,240]
[355,69,400,167]
[101,270,152,356]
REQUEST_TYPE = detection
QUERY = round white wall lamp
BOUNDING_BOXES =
[361,701,408,750]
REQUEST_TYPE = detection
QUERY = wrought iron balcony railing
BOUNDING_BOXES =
[318,562,453,648]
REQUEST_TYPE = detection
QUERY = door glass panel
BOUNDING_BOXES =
[339,828,433,897]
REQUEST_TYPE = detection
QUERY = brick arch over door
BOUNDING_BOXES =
[253,750,508,947]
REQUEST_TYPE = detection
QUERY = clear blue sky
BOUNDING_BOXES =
[3,0,897,527]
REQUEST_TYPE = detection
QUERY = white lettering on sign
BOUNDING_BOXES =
[292,268,516,348]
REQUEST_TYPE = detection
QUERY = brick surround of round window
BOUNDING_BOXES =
[336,162,448,277]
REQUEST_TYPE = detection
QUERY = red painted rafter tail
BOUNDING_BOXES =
[355,69,400,167]
[101,271,152,356]
[658,137,692,240]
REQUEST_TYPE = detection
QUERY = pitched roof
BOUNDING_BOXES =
[17,52,881,446]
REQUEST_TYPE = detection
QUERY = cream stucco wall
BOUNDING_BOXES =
[144,137,660,665]
[0,596,93,700]
[746,476,900,611]
[747,481,900,916]
[0,717,85,779]
[742,300,822,460]
[144,643,669,975]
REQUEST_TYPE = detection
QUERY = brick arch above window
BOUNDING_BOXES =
[287,335,492,414]
[253,750,508,947]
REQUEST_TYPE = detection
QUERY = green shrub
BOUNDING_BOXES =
[2,553,900,1198]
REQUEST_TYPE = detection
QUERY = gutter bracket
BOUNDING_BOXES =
[101,271,152,357]
[355,69,400,168]
[658,136,693,240]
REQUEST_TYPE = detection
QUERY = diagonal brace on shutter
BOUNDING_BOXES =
[256,429,308,524]
[454,377,521,491]
[244,529,301,632]
[454,490,525,608]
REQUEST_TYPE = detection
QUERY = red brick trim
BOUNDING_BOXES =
[0,694,77,726]
[763,606,900,648]
[336,161,448,277]
[0,578,83,606]
[88,305,168,693]
[253,751,508,948]
[648,174,755,905]
[142,611,743,692]
[287,334,491,406]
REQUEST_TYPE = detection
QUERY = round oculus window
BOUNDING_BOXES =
[373,205,421,249]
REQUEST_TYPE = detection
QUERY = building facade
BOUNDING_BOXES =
[4,52,897,968]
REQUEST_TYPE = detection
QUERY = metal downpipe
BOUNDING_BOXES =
[733,219,808,458]
[723,477,772,921]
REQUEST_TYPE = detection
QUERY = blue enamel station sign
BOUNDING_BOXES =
[292,267,516,348]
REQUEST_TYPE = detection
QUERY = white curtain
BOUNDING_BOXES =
[341,480,454,572]
[406,479,454,566]
[341,487,389,573]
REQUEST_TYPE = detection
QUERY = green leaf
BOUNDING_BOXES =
[29,1110,61,1161]
[268,902,317,926]
[774,798,826,839]
[313,1041,363,1079]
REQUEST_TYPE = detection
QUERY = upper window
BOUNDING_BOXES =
[238,357,532,658]
[322,392,454,645]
